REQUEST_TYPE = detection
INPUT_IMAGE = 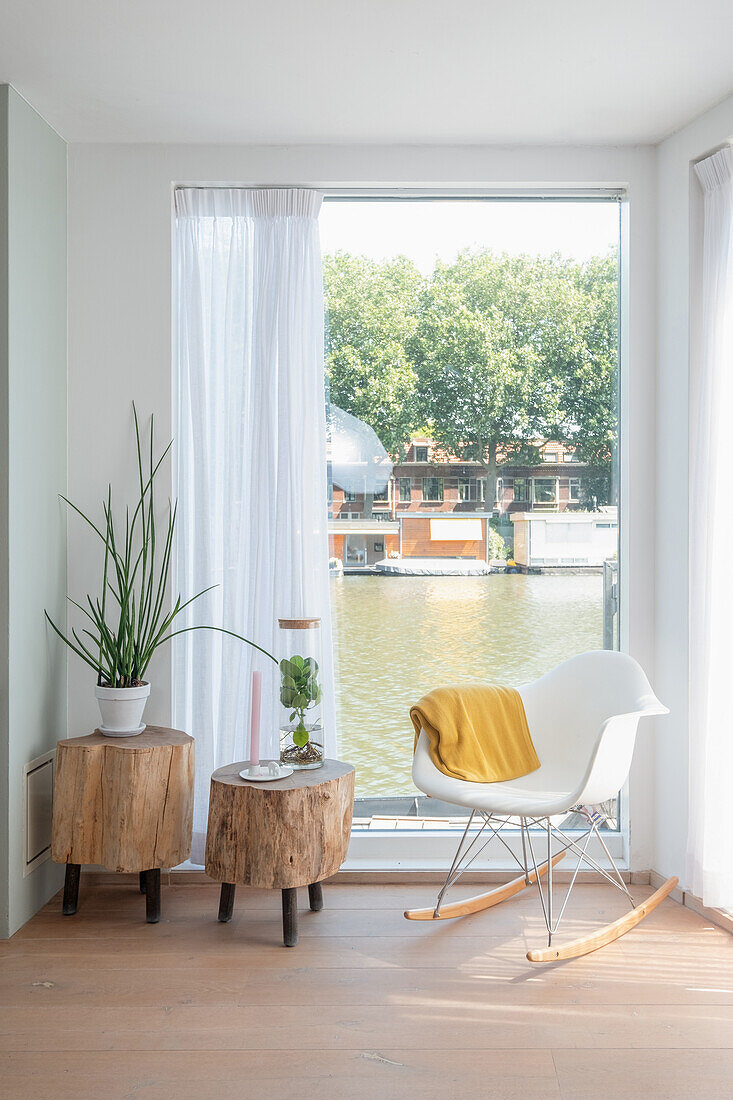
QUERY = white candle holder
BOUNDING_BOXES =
[239,760,294,783]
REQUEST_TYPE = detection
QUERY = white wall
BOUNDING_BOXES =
[67,142,658,868]
[654,95,733,887]
[0,86,67,938]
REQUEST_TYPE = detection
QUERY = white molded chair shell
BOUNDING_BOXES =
[412,650,668,818]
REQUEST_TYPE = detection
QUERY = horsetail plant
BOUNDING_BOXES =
[45,405,277,688]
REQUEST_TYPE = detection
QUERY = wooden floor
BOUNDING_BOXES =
[1,880,732,1099]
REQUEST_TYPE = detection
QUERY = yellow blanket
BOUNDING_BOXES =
[410,684,540,784]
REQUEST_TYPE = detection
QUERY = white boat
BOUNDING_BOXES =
[374,557,490,577]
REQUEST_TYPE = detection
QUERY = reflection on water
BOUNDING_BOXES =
[332,573,603,798]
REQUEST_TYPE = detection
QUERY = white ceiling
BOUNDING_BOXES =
[1,0,731,145]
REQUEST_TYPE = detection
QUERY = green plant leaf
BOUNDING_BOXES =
[280,658,301,680]
[45,404,278,689]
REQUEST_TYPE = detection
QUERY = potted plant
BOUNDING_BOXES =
[46,406,275,735]
[278,619,325,769]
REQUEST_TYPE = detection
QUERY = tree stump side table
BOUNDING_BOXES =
[51,726,194,923]
[205,760,355,946]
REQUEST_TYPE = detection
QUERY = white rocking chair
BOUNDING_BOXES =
[405,650,676,961]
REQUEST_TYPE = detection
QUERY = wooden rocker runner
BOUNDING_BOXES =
[405,651,677,961]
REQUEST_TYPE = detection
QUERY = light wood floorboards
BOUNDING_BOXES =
[0,880,731,1098]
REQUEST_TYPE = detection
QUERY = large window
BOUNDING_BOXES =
[322,196,620,840]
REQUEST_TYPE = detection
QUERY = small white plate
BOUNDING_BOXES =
[239,763,294,782]
[98,724,146,737]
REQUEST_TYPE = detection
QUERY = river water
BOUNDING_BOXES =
[331,573,604,798]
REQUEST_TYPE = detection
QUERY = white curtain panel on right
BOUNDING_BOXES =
[173,187,335,864]
[688,145,733,911]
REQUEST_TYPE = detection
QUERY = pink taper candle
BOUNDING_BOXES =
[249,670,262,767]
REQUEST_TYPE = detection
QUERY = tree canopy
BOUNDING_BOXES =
[323,252,422,459]
[323,247,618,500]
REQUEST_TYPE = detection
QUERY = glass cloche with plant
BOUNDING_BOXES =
[278,618,324,769]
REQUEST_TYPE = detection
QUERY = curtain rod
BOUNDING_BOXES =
[323,193,623,204]
[173,185,624,203]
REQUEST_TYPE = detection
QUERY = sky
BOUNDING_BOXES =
[319,199,620,275]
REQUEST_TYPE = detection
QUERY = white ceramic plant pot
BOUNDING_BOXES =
[94,682,151,736]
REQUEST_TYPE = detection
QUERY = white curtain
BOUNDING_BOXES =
[173,187,335,864]
[688,146,733,909]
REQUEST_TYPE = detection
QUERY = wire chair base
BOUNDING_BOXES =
[403,807,678,961]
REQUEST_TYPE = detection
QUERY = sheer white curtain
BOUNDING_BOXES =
[173,187,335,863]
[688,146,733,909]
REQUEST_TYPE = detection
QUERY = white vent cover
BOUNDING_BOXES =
[23,750,55,876]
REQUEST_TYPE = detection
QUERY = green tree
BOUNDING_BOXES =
[410,249,618,505]
[323,252,421,459]
[561,251,618,471]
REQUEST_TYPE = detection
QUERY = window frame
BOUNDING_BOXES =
[316,187,629,872]
[532,477,558,504]
[422,476,444,502]
[414,445,429,463]
[398,476,412,502]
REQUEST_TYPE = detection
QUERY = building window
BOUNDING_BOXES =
[543,451,558,463]
[513,477,526,502]
[458,476,487,502]
[493,477,500,503]
[422,476,444,502]
[532,478,557,504]
[564,452,577,463]
[373,485,388,502]
[373,540,384,553]
[343,488,356,502]
[569,477,582,502]
[414,445,429,463]
[399,476,412,502]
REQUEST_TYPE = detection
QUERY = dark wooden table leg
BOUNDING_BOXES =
[282,887,298,947]
[308,882,324,912]
[62,863,81,915]
[218,882,236,922]
[144,869,161,924]
[139,871,146,894]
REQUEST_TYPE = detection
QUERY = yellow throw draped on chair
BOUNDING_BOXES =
[410,684,540,784]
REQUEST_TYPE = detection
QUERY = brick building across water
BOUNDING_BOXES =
[329,438,612,570]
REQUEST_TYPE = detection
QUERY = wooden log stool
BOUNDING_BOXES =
[51,727,194,923]
[205,760,354,946]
